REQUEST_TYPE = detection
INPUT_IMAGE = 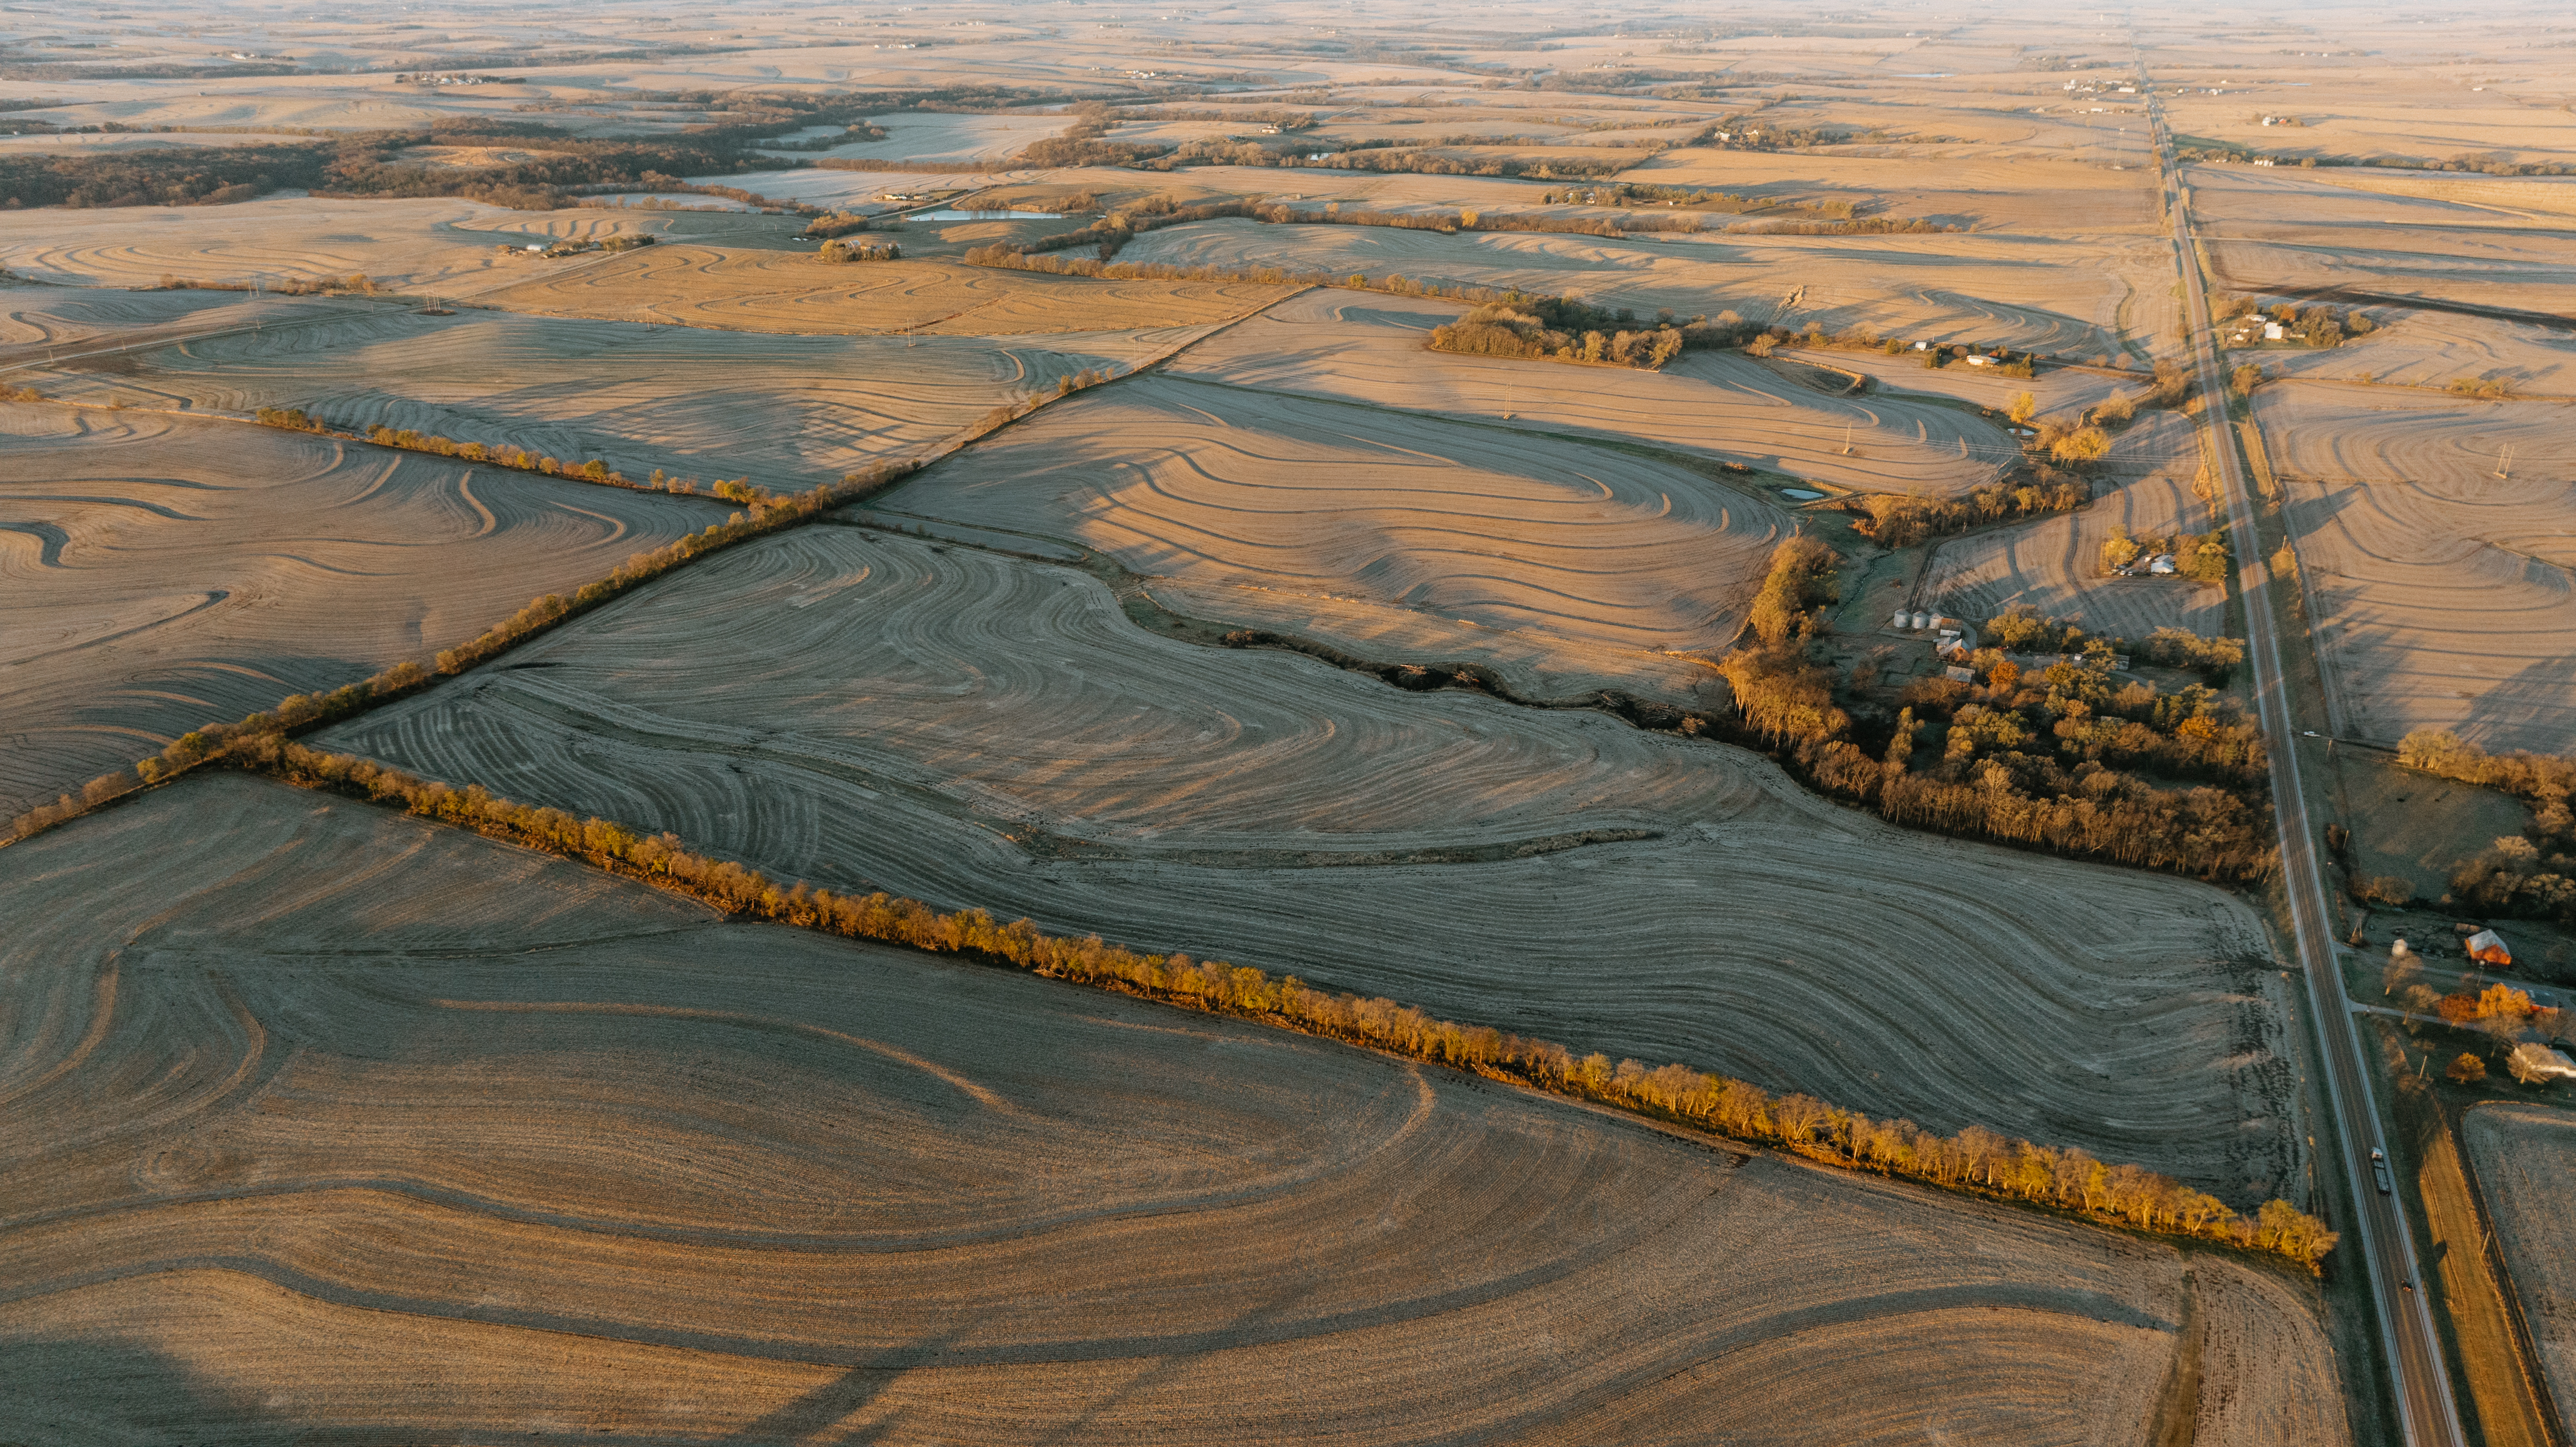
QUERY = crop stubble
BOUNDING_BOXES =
[2254,385,2576,751]
[0,405,724,817]
[0,773,2345,1446]
[325,526,2303,1201]
[2464,1103,2576,1439]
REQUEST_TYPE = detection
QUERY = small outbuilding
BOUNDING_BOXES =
[2469,929,2513,968]
[2147,553,2178,575]
[1944,665,1975,683]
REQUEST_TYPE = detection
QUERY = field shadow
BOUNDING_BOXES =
[720,1326,966,1446]
[0,1335,261,1443]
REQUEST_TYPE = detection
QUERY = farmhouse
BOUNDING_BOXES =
[2469,929,2514,967]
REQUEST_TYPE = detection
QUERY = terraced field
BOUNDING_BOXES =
[0,404,723,819]
[2255,385,2576,750]
[0,774,2343,1447]
[2465,1103,2576,1438]
[0,196,537,292]
[880,369,1801,685]
[21,304,1182,493]
[324,526,2304,1201]
[1165,290,2015,496]
[472,246,1288,335]
[1118,216,2165,360]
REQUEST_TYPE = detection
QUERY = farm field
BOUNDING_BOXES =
[879,370,1801,681]
[0,404,723,820]
[2191,168,2576,325]
[1118,216,2166,360]
[1164,290,2015,497]
[2255,385,2576,751]
[18,303,1183,493]
[0,196,569,293]
[471,245,1289,335]
[0,774,2345,1447]
[324,526,2305,1201]
[2248,311,2576,398]
[2464,1103,2576,1439]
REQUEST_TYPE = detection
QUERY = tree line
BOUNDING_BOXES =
[144,728,2334,1272]
[2,456,919,845]
[250,406,762,500]
[1710,546,2279,882]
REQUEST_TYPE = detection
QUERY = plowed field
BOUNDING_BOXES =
[0,405,723,818]
[1118,216,2170,360]
[1166,290,2015,496]
[323,527,2304,1201]
[22,304,1181,493]
[0,773,2347,1447]
[472,246,1288,335]
[881,370,1798,682]
[2255,385,2576,750]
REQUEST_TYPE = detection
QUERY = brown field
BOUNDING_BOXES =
[0,773,2343,1447]
[1166,290,2017,497]
[0,404,723,819]
[2192,166,2576,325]
[881,370,1801,679]
[471,245,1290,335]
[17,301,1185,494]
[2464,1103,2576,1439]
[2254,384,2576,751]
[0,197,555,292]
[323,526,2305,1200]
[1118,216,2170,361]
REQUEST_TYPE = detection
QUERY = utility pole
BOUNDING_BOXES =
[2496,442,2512,480]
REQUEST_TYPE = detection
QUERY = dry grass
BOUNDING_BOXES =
[0,404,724,819]
[472,245,1289,336]
[2254,385,2576,751]
[324,526,2305,1200]
[2464,1103,2576,1440]
[0,197,559,292]
[2414,1103,2555,1447]
[0,771,2347,1447]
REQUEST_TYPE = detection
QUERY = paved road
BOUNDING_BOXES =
[2145,89,2468,1447]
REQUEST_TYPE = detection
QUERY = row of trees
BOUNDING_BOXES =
[1427,304,1687,370]
[1848,474,2090,551]
[188,732,2332,1271]
[816,239,902,262]
[2104,526,2233,583]
[250,406,764,500]
[4,455,920,846]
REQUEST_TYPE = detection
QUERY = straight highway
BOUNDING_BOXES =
[2143,83,2467,1447]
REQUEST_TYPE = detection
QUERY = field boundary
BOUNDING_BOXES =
[126,733,2339,1273]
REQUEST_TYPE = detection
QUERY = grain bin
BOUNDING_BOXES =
[1911,611,1930,630]
[1892,609,1911,628]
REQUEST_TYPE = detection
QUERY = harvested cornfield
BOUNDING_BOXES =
[0,405,723,819]
[2464,1102,2576,1439]
[0,773,2347,1447]
[1117,216,2165,360]
[1165,290,2013,496]
[472,245,1288,335]
[2255,385,2576,750]
[325,527,2304,1201]
[882,371,1801,680]
[0,196,551,292]
[21,303,1178,494]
